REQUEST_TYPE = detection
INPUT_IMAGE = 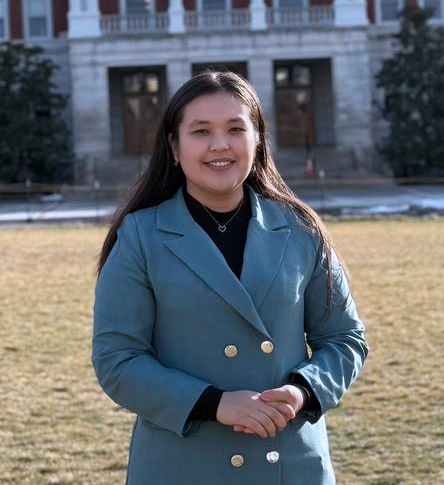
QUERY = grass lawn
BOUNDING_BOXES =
[0,219,442,484]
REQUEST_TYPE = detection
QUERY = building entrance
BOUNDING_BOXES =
[121,70,164,154]
[274,62,314,147]
[274,59,335,149]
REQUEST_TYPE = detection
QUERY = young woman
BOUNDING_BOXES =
[93,70,368,485]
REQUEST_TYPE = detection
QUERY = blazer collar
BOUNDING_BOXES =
[157,185,290,338]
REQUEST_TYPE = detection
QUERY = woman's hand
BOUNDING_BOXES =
[231,385,305,435]
[216,390,295,438]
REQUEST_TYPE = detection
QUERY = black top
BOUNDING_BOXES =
[183,186,251,279]
[183,187,319,421]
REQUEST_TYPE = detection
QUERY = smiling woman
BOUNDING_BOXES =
[92,70,368,485]
[167,92,258,211]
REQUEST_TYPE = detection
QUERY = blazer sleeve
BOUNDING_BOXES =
[92,213,211,438]
[289,238,369,424]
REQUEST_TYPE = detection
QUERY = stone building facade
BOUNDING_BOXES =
[1,0,443,183]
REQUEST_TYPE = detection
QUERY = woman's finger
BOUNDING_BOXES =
[233,425,255,434]
[244,417,269,438]
[258,404,287,430]
[253,410,278,437]
[259,387,288,402]
[264,401,296,421]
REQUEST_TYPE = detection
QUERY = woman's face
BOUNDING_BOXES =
[169,91,258,209]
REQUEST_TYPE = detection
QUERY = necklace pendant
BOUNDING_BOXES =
[218,225,227,233]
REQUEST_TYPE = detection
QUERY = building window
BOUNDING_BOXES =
[423,0,442,18]
[202,0,226,10]
[379,0,443,23]
[279,0,305,8]
[380,0,401,21]
[126,0,150,14]
[275,64,311,88]
[27,0,50,37]
[0,0,7,39]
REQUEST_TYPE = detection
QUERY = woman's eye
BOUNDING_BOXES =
[192,128,245,134]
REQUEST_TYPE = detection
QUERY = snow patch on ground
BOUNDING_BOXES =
[0,208,115,222]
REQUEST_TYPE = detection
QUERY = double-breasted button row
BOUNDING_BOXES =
[230,454,244,467]
[266,451,280,463]
[230,451,280,467]
[224,345,238,358]
[224,341,274,357]
[261,340,274,354]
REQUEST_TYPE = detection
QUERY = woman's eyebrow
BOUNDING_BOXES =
[188,117,246,127]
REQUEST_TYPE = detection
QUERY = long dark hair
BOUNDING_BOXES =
[97,70,346,310]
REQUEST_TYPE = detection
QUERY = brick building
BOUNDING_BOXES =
[1,0,442,182]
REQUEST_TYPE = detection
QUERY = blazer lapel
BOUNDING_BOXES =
[157,187,271,338]
[240,187,290,310]
[240,221,290,312]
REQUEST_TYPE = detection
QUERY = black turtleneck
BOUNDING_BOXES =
[183,186,319,422]
[183,187,251,279]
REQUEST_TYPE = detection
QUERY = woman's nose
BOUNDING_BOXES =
[209,132,229,151]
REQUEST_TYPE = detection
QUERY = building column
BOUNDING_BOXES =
[168,0,186,34]
[334,0,368,27]
[167,60,191,99]
[250,0,267,31]
[332,41,373,161]
[70,55,110,182]
[248,58,276,152]
[68,0,101,39]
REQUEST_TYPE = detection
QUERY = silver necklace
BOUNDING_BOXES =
[201,197,244,233]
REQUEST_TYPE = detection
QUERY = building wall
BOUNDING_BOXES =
[5,0,443,181]
[109,69,125,157]
[5,0,71,128]
[312,59,335,146]
[68,26,373,181]
[367,0,376,23]
[53,0,68,36]
[368,24,400,168]
[9,0,23,38]
[8,0,69,39]
[99,0,119,14]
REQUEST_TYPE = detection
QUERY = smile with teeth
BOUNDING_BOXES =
[205,159,234,167]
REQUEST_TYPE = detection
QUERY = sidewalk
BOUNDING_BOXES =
[0,183,443,223]
[292,183,444,216]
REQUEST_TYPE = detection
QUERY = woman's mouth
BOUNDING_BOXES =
[204,159,235,169]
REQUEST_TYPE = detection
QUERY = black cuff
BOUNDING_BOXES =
[188,386,224,421]
[293,384,310,409]
[289,374,321,413]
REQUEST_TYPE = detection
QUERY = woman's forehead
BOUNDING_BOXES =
[181,92,252,126]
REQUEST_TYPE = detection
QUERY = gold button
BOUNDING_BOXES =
[266,451,280,463]
[224,345,238,358]
[230,454,245,467]
[261,341,274,354]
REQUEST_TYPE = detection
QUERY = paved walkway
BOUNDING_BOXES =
[0,183,443,223]
[292,183,444,215]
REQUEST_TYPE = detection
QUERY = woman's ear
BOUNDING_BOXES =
[168,133,179,163]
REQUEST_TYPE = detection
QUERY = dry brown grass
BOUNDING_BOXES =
[0,220,442,484]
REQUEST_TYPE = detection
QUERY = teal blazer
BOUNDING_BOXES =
[93,185,368,485]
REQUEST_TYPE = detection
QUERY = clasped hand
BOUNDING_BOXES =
[216,385,304,438]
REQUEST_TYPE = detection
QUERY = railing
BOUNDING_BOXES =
[99,6,333,35]
[100,13,169,35]
[266,6,334,28]
[184,9,250,31]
